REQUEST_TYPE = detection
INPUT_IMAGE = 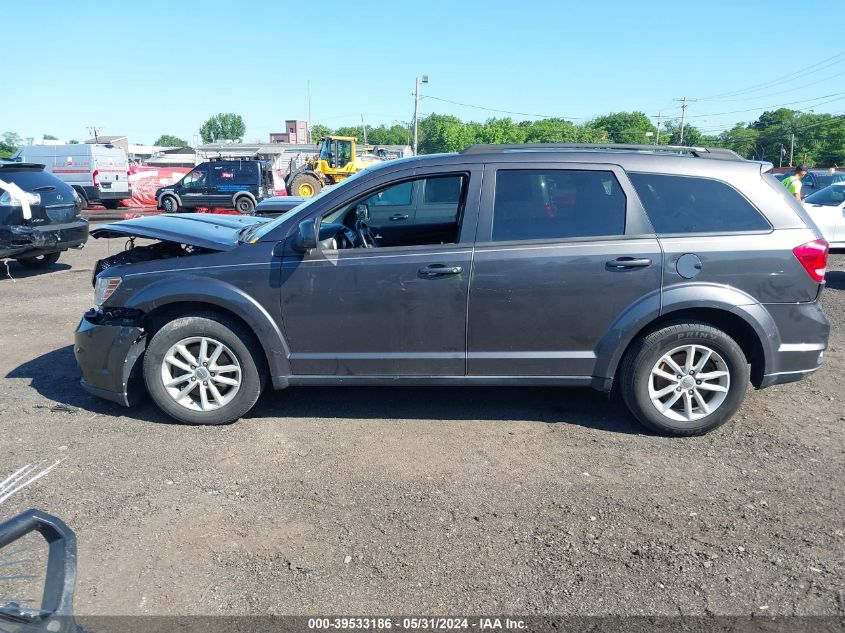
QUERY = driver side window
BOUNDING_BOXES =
[320,173,468,249]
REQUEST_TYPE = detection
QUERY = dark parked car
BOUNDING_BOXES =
[775,169,845,198]
[75,144,830,436]
[155,158,275,215]
[0,161,88,268]
[254,195,306,216]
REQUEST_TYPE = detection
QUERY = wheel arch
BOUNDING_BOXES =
[594,284,778,390]
[124,278,291,380]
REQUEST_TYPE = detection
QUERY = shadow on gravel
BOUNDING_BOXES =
[6,344,176,425]
[825,270,845,290]
[9,345,648,434]
[0,262,72,281]
[252,385,648,435]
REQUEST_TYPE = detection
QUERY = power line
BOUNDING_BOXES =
[707,69,845,103]
[422,95,588,120]
[685,93,845,119]
[697,50,845,100]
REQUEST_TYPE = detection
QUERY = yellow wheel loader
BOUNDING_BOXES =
[285,136,382,197]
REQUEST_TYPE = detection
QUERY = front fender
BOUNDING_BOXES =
[593,282,778,386]
[122,275,291,378]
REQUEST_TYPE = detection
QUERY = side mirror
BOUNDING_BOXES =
[356,203,370,222]
[293,219,318,252]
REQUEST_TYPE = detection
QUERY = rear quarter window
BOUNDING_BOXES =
[628,173,770,234]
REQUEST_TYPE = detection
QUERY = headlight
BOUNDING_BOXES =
[0,190,40,207]
[94,277,122,306]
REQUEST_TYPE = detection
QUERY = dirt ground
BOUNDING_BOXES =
[1,232,843,617]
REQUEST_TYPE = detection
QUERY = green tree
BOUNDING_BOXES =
[309,124,331,142]
[0,132,22,158]
[478,118,526,145]
[199,113,246,143]
[42,134,58,140]
[68,139,79,144]
[522,118,581,143]
[367,124,410,146]
[590,111,656,144]
[418,114,479,153]
[719,124,759,158]
[333,126,361,140]
[154,134,188,147]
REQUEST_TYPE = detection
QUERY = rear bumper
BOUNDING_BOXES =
[82,186,131,202]
[0,219,89,258]
[758,301,829,388]
[74,310,146,407]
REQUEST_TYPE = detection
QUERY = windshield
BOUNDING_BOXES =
[815,173,845,188]
[804,184,845,206]
[249,162,394,241]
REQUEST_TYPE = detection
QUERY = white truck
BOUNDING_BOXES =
[18,144,131,209]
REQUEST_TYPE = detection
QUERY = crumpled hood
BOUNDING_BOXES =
[90,213,268,251]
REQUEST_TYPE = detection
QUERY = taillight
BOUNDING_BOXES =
[93,169,100,188]
[792,239,829,282]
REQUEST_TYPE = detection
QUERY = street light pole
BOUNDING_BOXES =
[413,74,428,156]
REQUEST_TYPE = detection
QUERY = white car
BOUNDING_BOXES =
[803,183,845,249]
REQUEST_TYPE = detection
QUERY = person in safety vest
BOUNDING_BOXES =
[782,165,808,201]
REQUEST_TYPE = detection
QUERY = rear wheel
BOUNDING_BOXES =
[620,322,749,436]
[289,173,321,198]
[15,252,61,268]
[161,195,179,213]
[143,313,266,425]
[234,196,255,214]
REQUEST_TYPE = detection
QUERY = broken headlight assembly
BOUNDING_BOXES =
[94,277,122,307]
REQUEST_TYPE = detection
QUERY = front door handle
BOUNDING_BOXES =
[389,213,409,221]
[606,257,652,270]
[419,264,463,276]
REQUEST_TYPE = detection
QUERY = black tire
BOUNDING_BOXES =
[234,196,255,215]
[15,252,61,268]
[620,321,749,436]
[161,195,179,213]
[102,200,120,210]
[74,189,88,210]
[143,313,266,425]
[288,173,321,198]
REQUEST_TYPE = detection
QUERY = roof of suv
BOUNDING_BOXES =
[0,161,46,171]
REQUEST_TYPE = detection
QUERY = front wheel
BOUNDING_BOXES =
[620,322,749,436]
[15,252,61,268]
[143,313,266,425]
[161,195,179,213]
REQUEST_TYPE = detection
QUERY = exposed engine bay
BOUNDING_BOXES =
[92,239,214,285]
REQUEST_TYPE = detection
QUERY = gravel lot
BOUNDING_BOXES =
[1,232,843,617]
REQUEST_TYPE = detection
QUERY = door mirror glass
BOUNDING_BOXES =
[294,218,318,251]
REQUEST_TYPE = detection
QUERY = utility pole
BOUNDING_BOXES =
[673,97,697,145]
[361,113,367,145]
[307,81,312,144]
[413,74,428,156]
[789,133,795,167]
[650,112,663,145]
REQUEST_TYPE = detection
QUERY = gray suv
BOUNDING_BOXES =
[74,144,830,435]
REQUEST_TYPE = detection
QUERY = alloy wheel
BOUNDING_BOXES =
[648,344,730,422]
[160,336,242,411]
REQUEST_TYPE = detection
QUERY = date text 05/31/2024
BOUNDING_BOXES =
[308,618,527,630]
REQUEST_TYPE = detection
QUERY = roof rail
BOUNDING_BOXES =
[460,143,744,161]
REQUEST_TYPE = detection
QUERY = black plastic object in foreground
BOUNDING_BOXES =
[0,509,77,632]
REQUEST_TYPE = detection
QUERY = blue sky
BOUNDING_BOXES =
[5,0,844,145]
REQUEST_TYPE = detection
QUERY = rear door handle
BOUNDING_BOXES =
[389,214,409,221]
[419,264,463,276]
[606,257,652,270]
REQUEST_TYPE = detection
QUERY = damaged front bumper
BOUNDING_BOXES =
[74,309,146,407]
[0,220,89,258]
